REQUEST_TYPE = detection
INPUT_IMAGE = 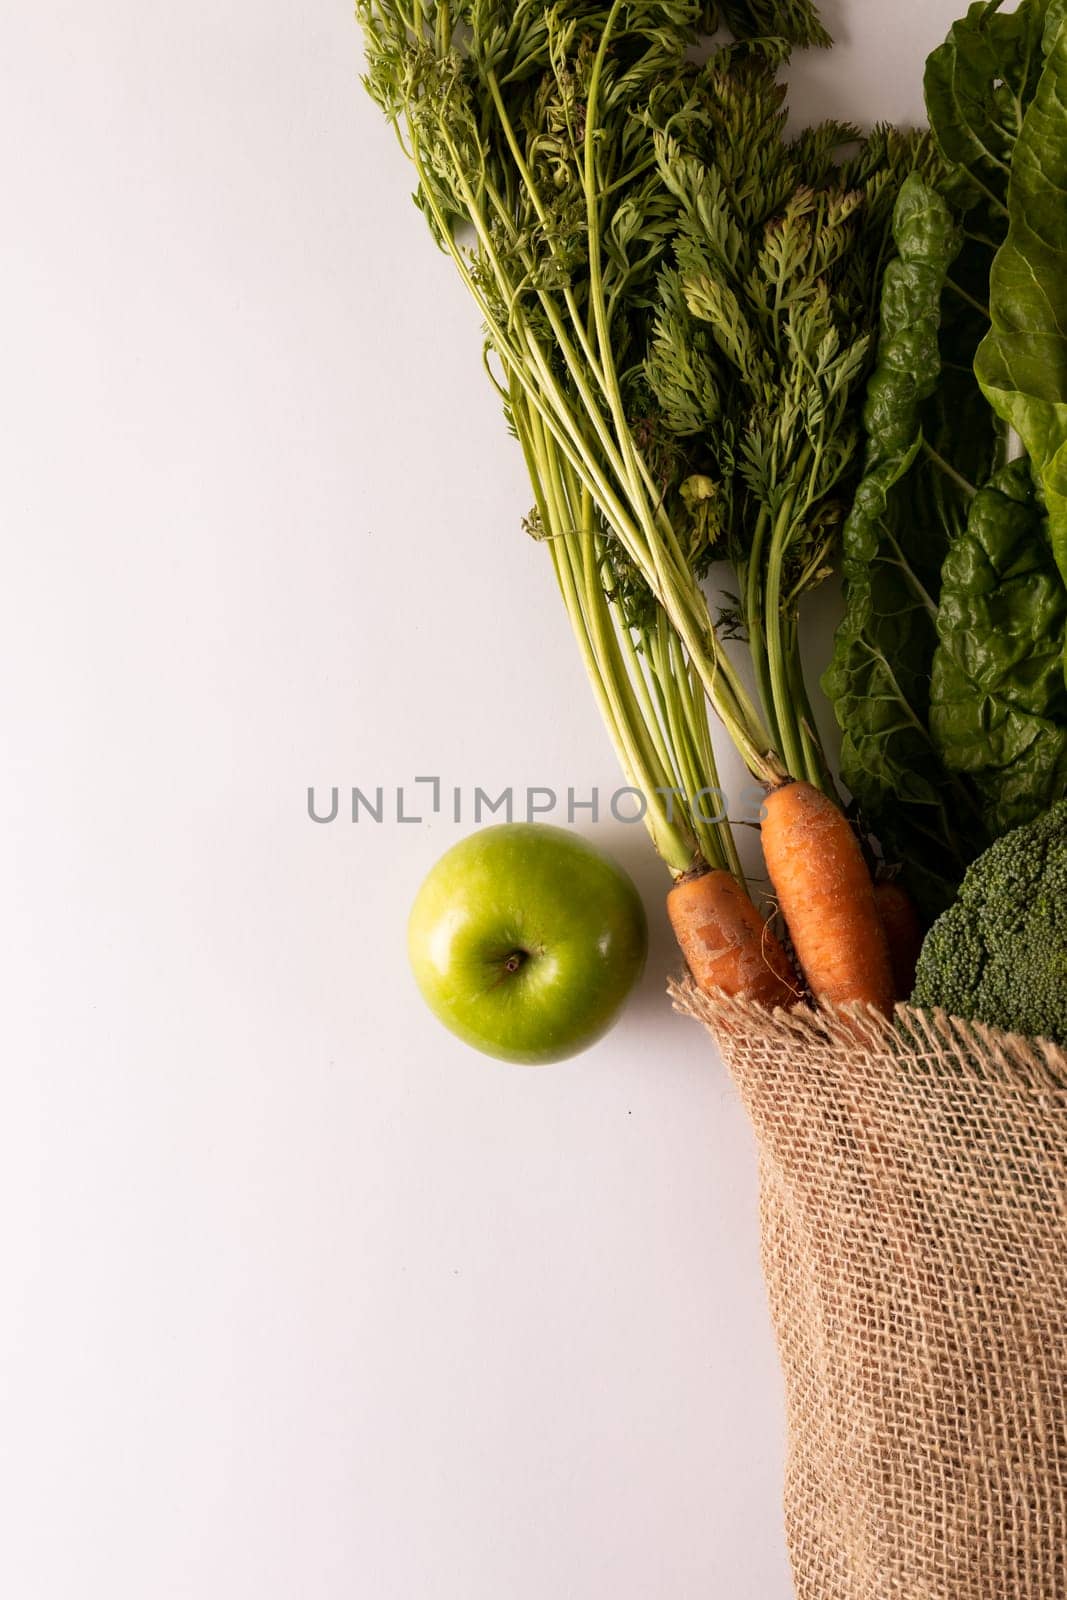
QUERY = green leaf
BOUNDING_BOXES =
[823,174,994,914]
[1047,0,1067,51]
[923,0,1051,225]
[930,459,1067,837]
[974,14,1067,609]
[645,269,723,437]
[713,0,832,49]
[856,175,963,464]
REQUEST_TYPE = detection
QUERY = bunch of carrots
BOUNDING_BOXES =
[358,0,927,1022]
[668,782,918,1019]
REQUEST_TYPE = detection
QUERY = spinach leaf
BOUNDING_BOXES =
[1048,0,1067,52]
[974,14,1067,602]
[924,0,1051,227]
[823,174,993,915]
[930,459,1067,836]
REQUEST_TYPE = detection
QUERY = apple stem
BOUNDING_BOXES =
[503,950,528,974]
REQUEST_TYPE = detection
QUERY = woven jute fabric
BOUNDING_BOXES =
[672,981,1067,1600]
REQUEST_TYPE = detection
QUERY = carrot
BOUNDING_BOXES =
[761,781,895,1016]
[667,868,800,1010]
[873,880,924,1002]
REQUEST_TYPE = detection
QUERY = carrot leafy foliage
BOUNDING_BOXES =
[358,0,922,847]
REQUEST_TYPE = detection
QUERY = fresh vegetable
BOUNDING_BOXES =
[974,7,1067,611]
[407,823,647,1064]
[362,0,1067,1035]
[359,0,917,1014]
[827,0,1067,920]
[666,869,799,1011]
[873,880,924,1001]
[923,0,1051,225]
[714,0,830,45]
[644,64,922,790]
[512,380,736,884]
[823,172,994,916]
[911,800,1067,1045]
[359,0,781,800]
[929,459,1067,837]
[761,781,895,1015]
[359,0,783,1010]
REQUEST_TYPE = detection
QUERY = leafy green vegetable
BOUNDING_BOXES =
[713,0,831,47]
[361,0,921,822]
[828,0,1067,911]
[929,459,1067,836]
[358,0,803,882]
[823,173,992,914]
[643,59,924,790]
[911,799,1067,1045]
[924,0,1051,226]
[974,10,1067,604]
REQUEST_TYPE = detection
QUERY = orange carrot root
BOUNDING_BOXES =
[761,781,895,1017]
[873,880,924,1002]
[667,868,799,1010]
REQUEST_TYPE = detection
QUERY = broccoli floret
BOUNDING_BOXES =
[911,801,1067,1045]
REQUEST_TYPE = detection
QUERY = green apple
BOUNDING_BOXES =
[407,823,648,1064]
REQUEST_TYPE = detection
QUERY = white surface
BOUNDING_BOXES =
[2,5,961,1597]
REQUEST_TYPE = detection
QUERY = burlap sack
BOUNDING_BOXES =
[672,981,1067,1600]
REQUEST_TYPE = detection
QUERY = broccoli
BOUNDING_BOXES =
[911,801,1067,1045]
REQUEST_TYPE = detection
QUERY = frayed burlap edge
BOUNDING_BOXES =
[669,978,1067,1095]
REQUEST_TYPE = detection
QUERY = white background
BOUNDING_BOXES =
[2,4,961,1596]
